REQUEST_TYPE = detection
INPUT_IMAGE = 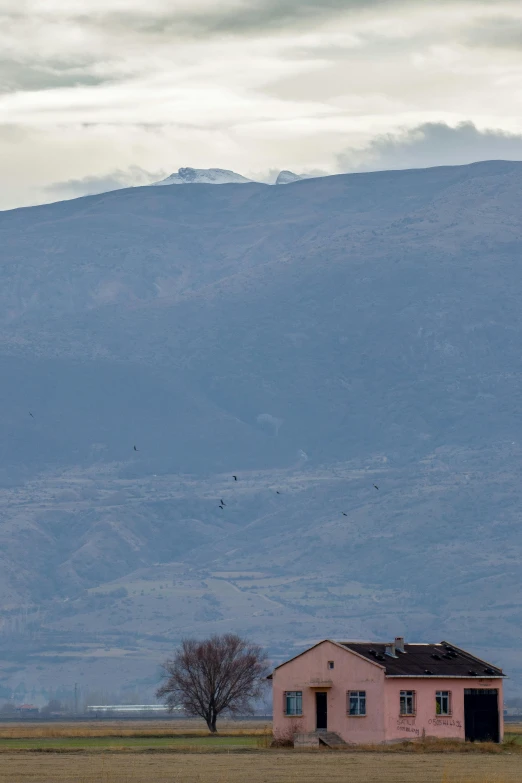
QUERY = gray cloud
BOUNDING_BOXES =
[0,1,381,42]
[46,166,162,200]
[12,2,393,37]
[125,0,497,37]
[465,16,522,50]
[180,0,392,35]
[0,1,506,101]
[0,60,107,94]
[339,122,522,173]
[27,0,485,39]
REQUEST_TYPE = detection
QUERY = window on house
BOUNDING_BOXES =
[284,691,303,716]
[328,661,334,670]
[348,691,366,716]
[400,691,416,715]
[436,691,451,715]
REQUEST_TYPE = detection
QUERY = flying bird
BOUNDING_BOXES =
[29,412,34,418]
[220,499,226,506]
[232,475,238,481]
[218,505,224,510]
[373,484,379,490]
[342,512,348,517]
[134,445,138,452]
[276,491,281,495]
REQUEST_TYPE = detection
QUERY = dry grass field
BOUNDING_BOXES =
[0,721,519,782]
[0,718,270,739]
[0,751,521,783]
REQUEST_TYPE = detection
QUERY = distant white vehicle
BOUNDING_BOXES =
[86,704,182,713]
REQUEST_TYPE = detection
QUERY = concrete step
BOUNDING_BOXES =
[316,731,349,748]
[294,731,349,748]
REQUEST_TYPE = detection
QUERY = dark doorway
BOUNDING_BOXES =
[464,689,499,743]
[316,692,327,730]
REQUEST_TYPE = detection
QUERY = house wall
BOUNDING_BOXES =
[383,677,504,742]
[272,641,386,744]
[272,643,504,745]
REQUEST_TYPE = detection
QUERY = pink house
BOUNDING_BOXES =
[270,637,505,746]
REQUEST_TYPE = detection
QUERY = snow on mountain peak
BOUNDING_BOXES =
[151,166,311,188]
[152,167,254,186]
[275,170,303,185]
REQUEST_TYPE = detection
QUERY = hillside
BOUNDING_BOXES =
[0,160,521,701]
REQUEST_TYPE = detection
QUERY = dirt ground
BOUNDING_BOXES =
[0,751,521,783]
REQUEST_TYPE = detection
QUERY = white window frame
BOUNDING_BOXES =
[284,691,303,716]
[348,690,367,716]
[400,690,416,716]
[435,691,451,716]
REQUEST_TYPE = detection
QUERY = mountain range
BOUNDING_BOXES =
[152,167,305,187]
[0,160,521,703]
[153,167,256,186]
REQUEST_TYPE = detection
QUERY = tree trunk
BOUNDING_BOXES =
[206,716,218,733]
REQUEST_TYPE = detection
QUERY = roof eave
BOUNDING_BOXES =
[268,639,334,676]
[268,639,386,677]
[385,674,506,679]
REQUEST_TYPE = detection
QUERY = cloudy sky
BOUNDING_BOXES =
[2,0,522,209]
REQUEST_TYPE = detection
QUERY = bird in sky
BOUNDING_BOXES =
[218,505,224,510]
[232,475,238,481]
[134,445,138,452]
[342,512,348,517]
[276,491,281,495]
[29,412,34,418]
[373,484,379,490]
[220,499,226,507]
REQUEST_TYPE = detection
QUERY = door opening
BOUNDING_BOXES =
[316,692,327,730]
[464,689,499,743]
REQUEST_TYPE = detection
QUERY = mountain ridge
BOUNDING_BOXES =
[152,167,255,186]
[150,166,309,188]
[0,159,521,701]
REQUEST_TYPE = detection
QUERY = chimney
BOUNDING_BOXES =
[395,636,405,653]
[384,642,397,658]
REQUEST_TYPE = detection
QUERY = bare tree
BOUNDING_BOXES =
[156,633,269,733]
